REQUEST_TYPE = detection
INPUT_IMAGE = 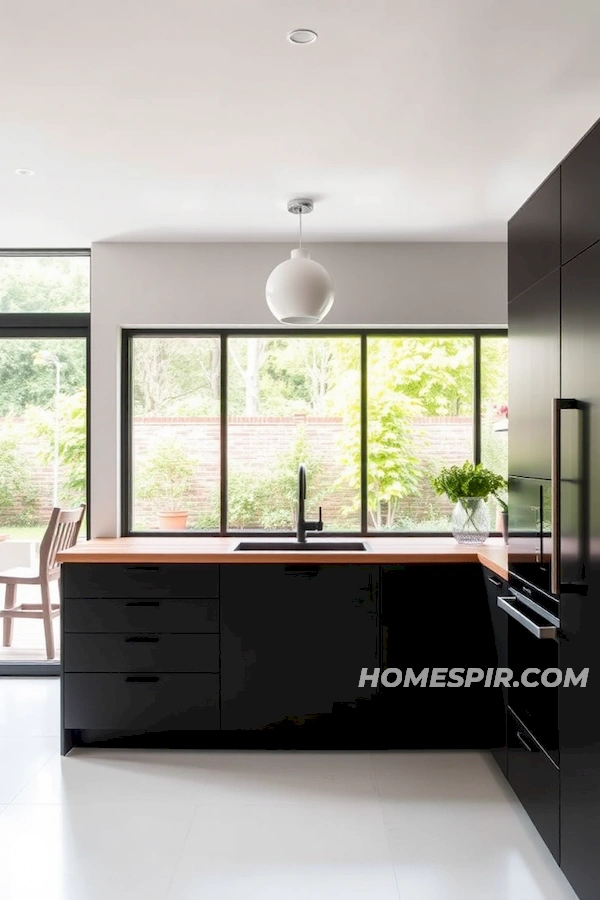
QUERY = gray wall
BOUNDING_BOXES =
[91,241,507,536]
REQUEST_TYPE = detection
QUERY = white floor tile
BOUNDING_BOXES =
[0,736,57,803]
[16,748,379,806]
[374,751,578,900]
[168,803,399,899]
[167,870,400,900]
[0,801,195,900]
[0,676,59,736]
[0,679,584,900]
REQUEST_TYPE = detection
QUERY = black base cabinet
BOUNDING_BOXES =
[507,709,560,863]
[483,570,509,777]
[61,563,221,753]
[220,564,379,744]
[380,564,502,749]
[61,560,506,754]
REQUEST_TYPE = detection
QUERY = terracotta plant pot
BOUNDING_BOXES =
[158,511,189,531]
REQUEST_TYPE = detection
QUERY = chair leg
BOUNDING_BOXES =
[40,582,55,660]
[3,584,16,647]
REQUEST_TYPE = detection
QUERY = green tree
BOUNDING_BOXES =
[28,390,87,507]
[0,432,38,526]
[0,256,88,313]
[132,337,220,416]
[0,339,86,417]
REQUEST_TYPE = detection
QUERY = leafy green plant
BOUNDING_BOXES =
[227,431,326,530]
[28,389,86,506]
[0,434,38,526]
[137,438,196,511]
[338,381,423,530]
[431,461,507,505]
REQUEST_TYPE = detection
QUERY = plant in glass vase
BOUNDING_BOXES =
[431,461,507,544]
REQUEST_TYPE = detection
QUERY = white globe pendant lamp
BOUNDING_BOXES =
[266,199,334,324]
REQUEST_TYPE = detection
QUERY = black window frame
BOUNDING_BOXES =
[122,327,507,537]
[0,249,91,676]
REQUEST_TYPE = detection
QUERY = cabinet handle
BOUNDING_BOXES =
[487,576,502,587]
[125,601,160,607]
[516,730,535,753]
[125,676,160,683]
[125,636,160,643]
[284,566,319,576]
[551,397,578,594]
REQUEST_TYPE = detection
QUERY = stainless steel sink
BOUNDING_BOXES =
[233,540,368,551]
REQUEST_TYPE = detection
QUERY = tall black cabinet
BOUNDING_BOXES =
[508,116,600,900]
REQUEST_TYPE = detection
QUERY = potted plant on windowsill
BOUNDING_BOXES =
[137,438,196,531]
[431,462,507,545]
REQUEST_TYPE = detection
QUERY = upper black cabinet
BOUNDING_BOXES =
[508,169,561,301]
[508,269,560,479]
[562,120,600,265]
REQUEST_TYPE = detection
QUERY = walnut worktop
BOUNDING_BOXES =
[57,536,508,578]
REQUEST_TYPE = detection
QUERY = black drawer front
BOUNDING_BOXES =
[64,674,219,730]
[63,597,219,633]
[507,710,559,861]
[62,564,219,599]
[484,570,509,778]
[63,634,219,673]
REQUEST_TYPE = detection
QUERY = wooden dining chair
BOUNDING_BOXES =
[0,504,86,660]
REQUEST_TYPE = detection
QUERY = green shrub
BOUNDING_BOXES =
[137,438,196,511]
[0,434,38,526]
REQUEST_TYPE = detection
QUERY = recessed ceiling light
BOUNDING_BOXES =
[15,168,35,176]
[287,28,318,45]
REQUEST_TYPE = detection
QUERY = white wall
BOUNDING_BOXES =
[91,241,507,536]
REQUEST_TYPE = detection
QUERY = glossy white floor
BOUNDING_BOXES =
[0,678,579,900]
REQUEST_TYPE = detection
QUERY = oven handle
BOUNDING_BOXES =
[497,596,558,640]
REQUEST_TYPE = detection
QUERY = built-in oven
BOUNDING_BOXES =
[498,581,559,764]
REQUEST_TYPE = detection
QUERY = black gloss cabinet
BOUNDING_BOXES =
[508,113,600,900]
[380,564,501,749]
[508,270,560,479]
[220,564,379,742]
[561,119,600,265]
[61,561,502,755]
[483,571,508,777]
[508,168,560,301]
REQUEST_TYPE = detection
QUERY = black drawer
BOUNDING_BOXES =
[63,674,219,730]
[62,564,219,599]
[508,709,559,861]
[63,633,219,673]
[63,597,218,633]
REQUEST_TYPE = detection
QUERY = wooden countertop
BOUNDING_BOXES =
[58,536,508,577]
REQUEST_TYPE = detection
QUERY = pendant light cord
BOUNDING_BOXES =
[299,209,303,250]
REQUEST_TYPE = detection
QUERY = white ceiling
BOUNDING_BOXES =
[1,0,599,246]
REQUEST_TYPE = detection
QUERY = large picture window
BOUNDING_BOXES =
[123,330,507,535]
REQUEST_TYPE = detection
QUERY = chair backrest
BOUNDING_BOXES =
[39,504,86,577]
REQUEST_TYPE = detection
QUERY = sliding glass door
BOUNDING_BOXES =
[0,252,89,671]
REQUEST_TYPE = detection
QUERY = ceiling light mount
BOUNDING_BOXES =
[287,28,318,45]
[15,168,35,176]
[287,199,314,216]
